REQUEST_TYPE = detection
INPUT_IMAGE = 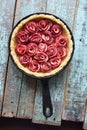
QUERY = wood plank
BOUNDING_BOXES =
[14,0,47,22]
[83,100,87,130]
[2,59,23,117]
[32,0,76,125]
[15,0,47,118]
[2,0,47,119]
[83,3,87,128]
[62,0,87,122]
[32,71,67,126]
[2,0,24,117]
[17,75,36,119]
[0,0,16,115]
[2,0,36,117]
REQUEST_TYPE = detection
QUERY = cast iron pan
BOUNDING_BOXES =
[9,13,74,118]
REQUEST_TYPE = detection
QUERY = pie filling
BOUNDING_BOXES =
[10,14,73,77]
[15,18,68,73]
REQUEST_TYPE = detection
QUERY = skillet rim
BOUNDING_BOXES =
[9,12,75,79]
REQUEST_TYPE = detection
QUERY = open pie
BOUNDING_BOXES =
[10,13,74,78]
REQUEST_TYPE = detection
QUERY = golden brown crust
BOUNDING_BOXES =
[10,14,73,78]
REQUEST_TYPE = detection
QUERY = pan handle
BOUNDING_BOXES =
[41,79,53,118]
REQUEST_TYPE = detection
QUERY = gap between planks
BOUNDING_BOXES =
[62,0,87,122]
[32,0,77,126]
[0,0,16,116]
[2,0,46,119]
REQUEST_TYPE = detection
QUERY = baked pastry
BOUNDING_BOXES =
[10,13,74,78]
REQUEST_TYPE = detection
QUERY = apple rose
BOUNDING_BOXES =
[29,60,40,72]
[39,19,52,31]
[50,57,61,69]
[42,31,54,45]
[51,24,62,37]
[25,21,38,33]
[29,33,42,43]
[27,43,37,56]
[14,17,69,73]
[47,44,57,58]
[19,54,30,66]
[15,44,27,55]
[34,52,48,63]
[16,30,29,43]
[56,35,68,47]
[38,42,47,52]
[57,47,67,58]
[41,62,51,72]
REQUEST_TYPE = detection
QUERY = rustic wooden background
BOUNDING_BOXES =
[0,0,87,129]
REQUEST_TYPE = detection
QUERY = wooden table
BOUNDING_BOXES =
[0,0,87,129]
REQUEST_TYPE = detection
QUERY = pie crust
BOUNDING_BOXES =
[10,14,74,78]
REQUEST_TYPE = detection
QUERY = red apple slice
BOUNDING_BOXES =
[25,21,38,33]
[56,35,68,47]
[50,57,61,69]
[47,44,57,58]
[29,60,40,72]
[51,24,62,37]
[19,54,30,66]
[39,19,52,31]
[16,31,29,43]
[15,44,27,55]
[38,42,47,52]
[41,62,51,72]
[42,31,54,45]
[29,33,42,43]
[57,47,67,58]
[34,52,48,63]
[27,42,37,56]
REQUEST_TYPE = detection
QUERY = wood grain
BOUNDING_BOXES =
[32,71,67,126]
[0,0,16,115]
[32,0,76,125]
[2,0,37,117]
[83,100,87,130]
[62,0,87,122]
[1,0,87,126]
[17,75,36,119]
[15,0,46,118]
[2,0,24,117]
[14,0,47,23]
[2,59,23,117]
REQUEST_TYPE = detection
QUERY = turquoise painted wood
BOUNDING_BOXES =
[15,0,46,119]
[2,0,23,117]
[83,100,87,129]
[83,102,87,130]
[15,0,47,21]
[0,0,87,128]
[32,72,67,126]
[0,0,16,115]
[2,0,37,118]
[62,0,87,122]
[2,59,23,117]
[17,75,36,119]
[32,0,76,125]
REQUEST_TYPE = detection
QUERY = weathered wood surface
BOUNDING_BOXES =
[32,72,67,126]
[17,75,36,118]
[2,0,23,117]
[15,0,46,119]
[32,0,76,125]
[0,0,87,128]
[83,100,87,130]
[2,0,36,118]
[0,0,16,115]
[2,59,23,117]
[62,0,87,122]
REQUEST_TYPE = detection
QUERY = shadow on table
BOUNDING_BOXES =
[0,117,83,130]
